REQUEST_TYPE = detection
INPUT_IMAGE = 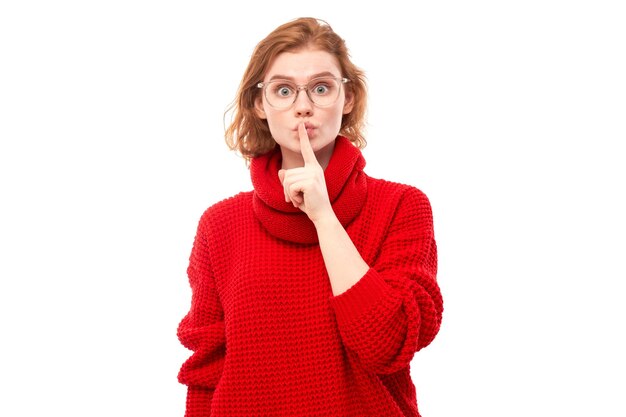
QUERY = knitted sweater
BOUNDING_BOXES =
[177,137,443,417]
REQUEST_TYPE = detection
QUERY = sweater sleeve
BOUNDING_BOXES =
[177,222,226,417]
[329,187,443,375]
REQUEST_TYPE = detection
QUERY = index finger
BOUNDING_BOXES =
[298,122,318,166]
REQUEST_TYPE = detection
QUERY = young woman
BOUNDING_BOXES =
[177,17,444,417]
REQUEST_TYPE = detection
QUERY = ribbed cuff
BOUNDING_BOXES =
[185,386,213,417]
[329,268,394,326]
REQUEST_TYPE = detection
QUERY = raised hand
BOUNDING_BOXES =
[278,123,334,223]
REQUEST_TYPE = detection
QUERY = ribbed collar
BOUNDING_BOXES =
[251,136,368,244]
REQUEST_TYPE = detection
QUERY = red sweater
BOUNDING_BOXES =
[178,137,443,416]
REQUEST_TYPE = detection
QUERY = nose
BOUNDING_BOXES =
[293,87,313,117]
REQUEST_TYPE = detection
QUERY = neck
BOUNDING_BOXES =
[250,136,367,244]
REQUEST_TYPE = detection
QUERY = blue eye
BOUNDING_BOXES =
[274,85,294,97]
[310,78,336,95]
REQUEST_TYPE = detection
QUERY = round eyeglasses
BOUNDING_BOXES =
[257,76,349,109]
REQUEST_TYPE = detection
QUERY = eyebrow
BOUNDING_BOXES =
[268,71,339,82]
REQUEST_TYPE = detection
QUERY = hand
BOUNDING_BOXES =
[278,123,334,223]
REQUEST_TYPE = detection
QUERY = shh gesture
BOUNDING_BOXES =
[278,123,334,224]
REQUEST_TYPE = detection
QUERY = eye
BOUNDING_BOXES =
[311,82,330,95]
[273,84,294,97]
[310,78,337,96]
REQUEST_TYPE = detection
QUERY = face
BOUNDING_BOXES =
[255,48,354,168]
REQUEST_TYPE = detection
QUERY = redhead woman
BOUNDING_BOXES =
[177,17,444,417]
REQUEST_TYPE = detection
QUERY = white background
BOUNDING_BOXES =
[1,1,624,416]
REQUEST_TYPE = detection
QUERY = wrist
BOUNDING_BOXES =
[311,210,340,229]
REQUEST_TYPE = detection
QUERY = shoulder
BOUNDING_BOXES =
[364,176,434,233]
[363,176,434,240]
[197,191,253,233]
[366,176,432,210]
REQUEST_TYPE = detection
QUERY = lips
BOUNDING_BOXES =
[294,123,316,131]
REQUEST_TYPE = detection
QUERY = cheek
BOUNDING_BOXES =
[264,111,291,142]
[324,108,344,130]
[266,113,285,132]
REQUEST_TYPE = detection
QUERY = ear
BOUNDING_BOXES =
[254,96,267,119]
[342,90,355,115]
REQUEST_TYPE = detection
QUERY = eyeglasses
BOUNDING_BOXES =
[257,76,349,109]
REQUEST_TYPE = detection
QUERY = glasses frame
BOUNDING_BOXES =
[257,77,349,109]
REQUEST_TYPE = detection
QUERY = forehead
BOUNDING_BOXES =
[264,49,342,81]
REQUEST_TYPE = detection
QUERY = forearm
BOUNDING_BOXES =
[313,214,369,296]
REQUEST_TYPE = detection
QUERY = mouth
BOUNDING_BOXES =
[294,123,316,136]
[294,123,316,130]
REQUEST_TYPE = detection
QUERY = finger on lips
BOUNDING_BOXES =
[298,122,317,165]
[278,123,319,207]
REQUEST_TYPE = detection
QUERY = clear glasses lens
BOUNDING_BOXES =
[264,77,342,108]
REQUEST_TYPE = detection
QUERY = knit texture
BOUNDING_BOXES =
[178,137,443,416]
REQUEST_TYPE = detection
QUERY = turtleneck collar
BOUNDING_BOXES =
[251,136,368,244]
